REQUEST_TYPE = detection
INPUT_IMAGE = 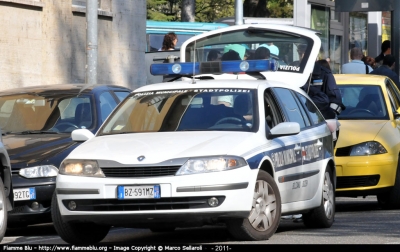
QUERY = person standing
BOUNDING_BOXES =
[159,32,178,51]
[370,54,400,90]
[342,47,373,74]
[374,40,391,68]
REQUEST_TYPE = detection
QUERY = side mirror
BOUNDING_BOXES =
[267,122,300,139]
[71,129,95,142]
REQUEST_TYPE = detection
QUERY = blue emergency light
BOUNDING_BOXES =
[150,59,277,76]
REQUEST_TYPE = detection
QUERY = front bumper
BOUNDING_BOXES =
[335,154,397,195]
[8,174,56,224]
[56,166,257,228]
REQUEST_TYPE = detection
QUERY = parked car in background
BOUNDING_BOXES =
[334,74,400,209]
[0,128,13,241]
[0,84,132,227]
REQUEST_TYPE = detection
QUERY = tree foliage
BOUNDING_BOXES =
[147,0,293,22]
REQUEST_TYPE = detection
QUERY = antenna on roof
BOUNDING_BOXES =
[192,40,196,84]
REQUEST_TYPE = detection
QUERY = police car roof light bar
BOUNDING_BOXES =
[150,59,277,76]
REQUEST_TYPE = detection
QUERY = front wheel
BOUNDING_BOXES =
[51,192,110,245]
[303,165,335,228]
[0,179,7,242]
[226,170,281,241]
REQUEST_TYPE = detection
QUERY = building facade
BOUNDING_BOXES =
[294,0,389,74]
[0,0,147,91]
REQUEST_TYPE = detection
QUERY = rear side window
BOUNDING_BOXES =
[295,92,325,125]
[272,87,307,129]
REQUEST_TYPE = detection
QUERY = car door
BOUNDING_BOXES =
[269,87,327,203]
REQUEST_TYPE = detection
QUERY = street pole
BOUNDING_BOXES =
[86,0,98,84]
[235,0,243,25]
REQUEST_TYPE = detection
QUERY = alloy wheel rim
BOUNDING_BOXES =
[248,180,277,231]
[323,171,334,219]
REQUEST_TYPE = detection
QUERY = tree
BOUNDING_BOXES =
[267,0,293,18]
[146,0,292,22]
[147,0,181,21]
[244,0,269,17]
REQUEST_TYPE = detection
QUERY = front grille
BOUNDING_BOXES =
[101,166,181,178]
[337,175,380,189]
[62,196,225,212]
[335,146,352,156]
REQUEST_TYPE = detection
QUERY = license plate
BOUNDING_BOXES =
[13,188,36,201]
[117,185,160,199]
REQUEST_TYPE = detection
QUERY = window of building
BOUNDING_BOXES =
[349,12,368,55]
[382,11,391,42]
[311,5,330,60]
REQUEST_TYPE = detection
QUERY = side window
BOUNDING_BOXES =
[100,92,118,123]
[295,92,325,125]
[272,88,306,128]
[114,91,130,102]
[264,89,283,129]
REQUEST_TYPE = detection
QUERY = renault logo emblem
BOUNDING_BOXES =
[137,155,145,161]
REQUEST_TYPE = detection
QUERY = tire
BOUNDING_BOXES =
[226,170,281,241]
[377,161,400,209]
[303,165,335,228]
[0,179,7,242]
[51,192,110,245]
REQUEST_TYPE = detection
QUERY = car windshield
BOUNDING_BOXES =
[338,85,389,120]
[184,27,314,73]
[0,93,94,133]
[98,89,257,135]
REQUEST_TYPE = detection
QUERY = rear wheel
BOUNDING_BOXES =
[51,192,110,245]
[226,170,281,241]
[303,165,335,228]
[0,179,7,242]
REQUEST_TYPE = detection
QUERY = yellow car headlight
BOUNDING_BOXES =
[350,141,387,156]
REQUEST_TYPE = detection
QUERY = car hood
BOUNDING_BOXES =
[336,120,387,148]
[69,131,258,165]
[2,133,77,168]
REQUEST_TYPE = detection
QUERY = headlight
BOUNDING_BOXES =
[19,165,59,178]
[176,156,247,175]
[59,160,105,177]
[350,141,387,156]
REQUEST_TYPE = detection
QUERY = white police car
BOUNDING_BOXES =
[52,24,336,244]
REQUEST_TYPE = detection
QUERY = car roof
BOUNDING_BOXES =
[0,84,131,96]
[334,74,387,85]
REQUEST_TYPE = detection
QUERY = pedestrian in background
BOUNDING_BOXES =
[370,54,400,90]
[342,47,373,74]
[160,32,178,51]
[374,40,391,68]
[362,55,377,70]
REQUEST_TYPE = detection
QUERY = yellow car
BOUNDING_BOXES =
[334,74,400,209]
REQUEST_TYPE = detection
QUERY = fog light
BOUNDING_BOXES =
[68,201,77,210]
[207,197,219,207]
[31,202,39,210]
